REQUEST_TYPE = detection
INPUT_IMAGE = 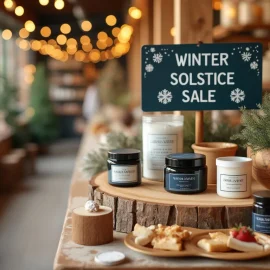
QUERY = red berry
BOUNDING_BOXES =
[236,228,256,242]
[230,229,239,238]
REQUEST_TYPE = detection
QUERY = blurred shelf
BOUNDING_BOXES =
[263,82,270,92]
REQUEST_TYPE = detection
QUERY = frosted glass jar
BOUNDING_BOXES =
[143,114,184,181]
[220,0,238,27]
[216,157,252,199]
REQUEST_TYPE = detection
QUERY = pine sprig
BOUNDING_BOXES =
[231,93,270,153]
[82,132,142,177]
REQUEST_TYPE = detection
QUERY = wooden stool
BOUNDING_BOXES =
[72,206,113,246]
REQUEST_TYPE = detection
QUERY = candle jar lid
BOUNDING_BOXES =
[253,190,270,205]
[108,148,140,161]
[143,114,184,123]
[165,153,206,168]
[216,156,252,168]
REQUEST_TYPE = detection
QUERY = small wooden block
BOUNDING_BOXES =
[72,206,113,246]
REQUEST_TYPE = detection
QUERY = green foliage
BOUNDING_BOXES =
[231,93,270,153]
[97,59,130,107]
[82,132,142,177]
[29,63,58,144]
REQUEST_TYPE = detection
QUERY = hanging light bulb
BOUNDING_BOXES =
[2,29,12,40]
[54,0,65,10]
[15,6,24,16]
[39,0,49,6]
[25,20,35,32]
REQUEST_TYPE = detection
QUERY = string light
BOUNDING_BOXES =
[54,0,65,10]
[170,27,175,37]
[56,34,67,45]
[67,38,77,47]
[40,26,51,37]
[81,20,92,31]
[60,23,71,34]
[75,50,85,62]
[25,20,35,32]
[128,7,142,19]
[89,49,100,62]
[39,0,49,6]
[105,15,117,26]
[31,40,42,51]
[80,35,90,45]
[19,28,29,38]
[118,25,133,43]
[19,40,30,51]
[15,6,24,16]
[4,0,15,10]
[2,29,12,40]
[106,37,113,47]
[82,43,92,52]
[112,27,120,37]
[97,40,107,50]
[48,39,57,45]
[97,31,107,42]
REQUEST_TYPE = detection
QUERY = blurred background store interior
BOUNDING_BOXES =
[0,0,270,269]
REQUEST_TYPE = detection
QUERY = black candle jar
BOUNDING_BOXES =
[252,190,270,235]
[107,148,141,187]
[164,153,207,194]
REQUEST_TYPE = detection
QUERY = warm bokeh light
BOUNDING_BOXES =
[40,26,51,37]
[57,34,67,45]
[67,46,77,55]
[80,35,90,45]
[213,0,222,11]
[60,23,71,34]
[170,27,175,37]
[19,40,30,51]
[39,0,49,6]
[82,43,92,52]
[24,64,36,74]
[54,0,65,10]
[45,44,54,54]
[31,40,42,51]
[97,40,107,50]
[97,31,108,42]
[40,40,47,46]
[19,28,29,38]
[106,37,113,47]
[81,20,92,31]
[89,49,100,62]
[112,27,120,37]
[24,74,35,85]
[67,38,77,47]
[100,51,107,61]
[75,50,85,61]
[2,29,12,40]
[25,20,35,32]
[15,6,24,16]
[118,25,133,43]
[105,15,117,26]
[48,39,57,45]
[4,0,15,10]
[128,7,142,19]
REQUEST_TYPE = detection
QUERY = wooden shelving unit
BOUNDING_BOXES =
[48,59,87,137]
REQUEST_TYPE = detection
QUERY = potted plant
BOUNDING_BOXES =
[232,93,270,189]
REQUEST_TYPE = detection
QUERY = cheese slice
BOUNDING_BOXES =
[152,237,183,251]
[197,238,231,252]
[227,236,264,252]
[209,232,229,244]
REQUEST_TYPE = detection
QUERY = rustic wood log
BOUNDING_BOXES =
[88,172,262,233]
[72,206,113,246]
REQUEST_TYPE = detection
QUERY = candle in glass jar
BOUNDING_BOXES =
[143,115,184,181]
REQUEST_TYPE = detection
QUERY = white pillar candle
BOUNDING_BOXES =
[143,115,184,181]
[216,156,252,199]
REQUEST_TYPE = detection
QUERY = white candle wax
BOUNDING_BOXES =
[143,115,184,181]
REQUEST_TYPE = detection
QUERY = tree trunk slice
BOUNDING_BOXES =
[89,172,264,233]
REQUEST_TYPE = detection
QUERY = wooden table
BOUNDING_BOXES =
[54,131,270,270]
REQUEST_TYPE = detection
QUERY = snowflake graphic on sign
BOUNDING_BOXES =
[250,61,258,70]
[145,64,154,72]
[230,88,245,103]
[241,52,252,62]
[150,47,156,52]
[153,53,163,63]
[157,89,173,104]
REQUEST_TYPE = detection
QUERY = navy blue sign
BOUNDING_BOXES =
[141,43,262,112]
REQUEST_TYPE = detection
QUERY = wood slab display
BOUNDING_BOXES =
[89,172,266,233]
[124,227,270,260]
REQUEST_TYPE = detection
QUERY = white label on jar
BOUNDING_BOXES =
[111,165,138,183]
[220,174,247,192]
[147,134,177,170]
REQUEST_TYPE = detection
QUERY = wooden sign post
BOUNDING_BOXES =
[174,0,212,143]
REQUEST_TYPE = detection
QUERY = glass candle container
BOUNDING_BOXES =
[252,190,270,235]
[164,153,207,194]
[107,149,141,187]
[143,114,184,181]
[216,156,252,199]
[221,0,238,27]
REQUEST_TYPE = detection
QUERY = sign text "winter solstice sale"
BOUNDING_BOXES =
[171,52,233,103]
[141,43,262,112]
